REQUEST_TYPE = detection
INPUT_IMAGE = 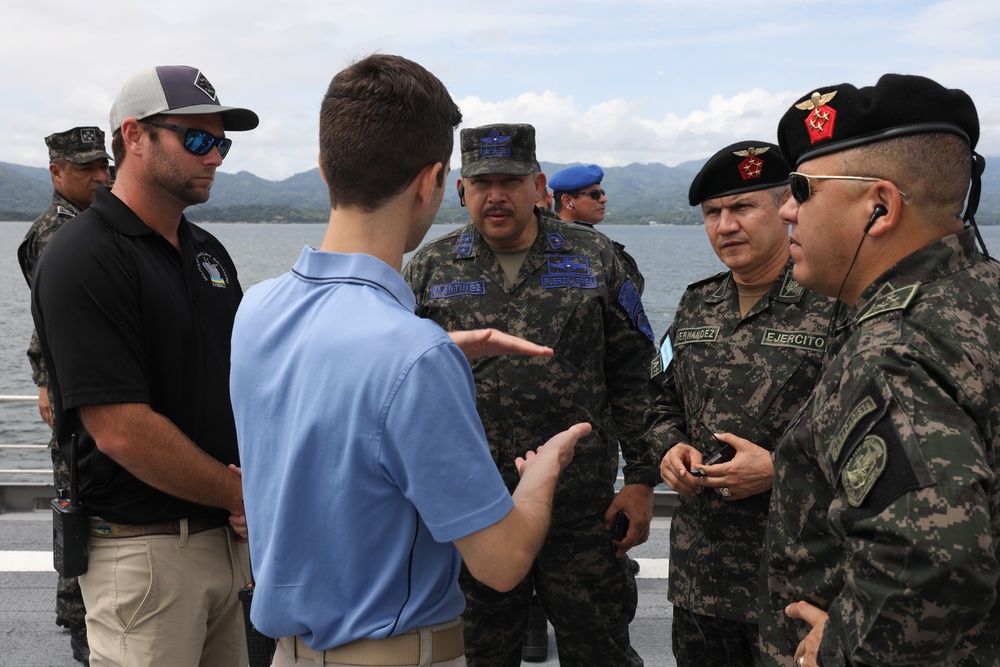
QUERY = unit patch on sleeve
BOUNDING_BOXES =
[618,280,654,341]
[540,255,597,289]
[649,334,673,378]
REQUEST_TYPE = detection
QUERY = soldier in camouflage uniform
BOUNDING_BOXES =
[761,74,1000,666]
[549,163,645,294]
[404,123,659,667]
[16,126,110,665]
[646,141,835,666]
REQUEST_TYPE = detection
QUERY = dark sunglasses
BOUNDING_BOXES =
[788,172,909,204]
[141,119,232,159]
[574,188,606,201]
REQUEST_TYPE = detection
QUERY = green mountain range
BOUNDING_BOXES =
[3,158,997,225]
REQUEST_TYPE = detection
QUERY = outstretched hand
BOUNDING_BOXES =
[449,329,554,361]
[515,422,591,476]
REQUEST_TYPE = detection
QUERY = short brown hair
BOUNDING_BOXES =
[319,54,462,212]
[836,133,972,220]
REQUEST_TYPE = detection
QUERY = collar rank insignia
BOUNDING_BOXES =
[479,129,512,158]
[455,232,474,256]
[795,91,838,144]
[733,146,770,180]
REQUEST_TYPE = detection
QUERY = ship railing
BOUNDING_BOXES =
[1,394,678,516]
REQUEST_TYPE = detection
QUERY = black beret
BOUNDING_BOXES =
[688,140,790,206]
[778,73,979,167]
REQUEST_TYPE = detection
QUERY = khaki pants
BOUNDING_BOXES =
[79,522,251,667]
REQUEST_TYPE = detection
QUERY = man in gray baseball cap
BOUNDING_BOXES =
[32,66,257,667]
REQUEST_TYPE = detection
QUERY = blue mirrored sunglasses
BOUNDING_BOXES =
[141,119,232,159]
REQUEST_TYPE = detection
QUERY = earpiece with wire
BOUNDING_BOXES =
[864,204,888,233]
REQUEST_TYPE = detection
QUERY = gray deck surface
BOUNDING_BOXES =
[0,511,675,667]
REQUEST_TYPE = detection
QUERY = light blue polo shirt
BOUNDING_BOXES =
[231,247,513,650]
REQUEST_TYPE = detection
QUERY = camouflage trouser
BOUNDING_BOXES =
[51,445,86,628]
[459,513,641,667]
[672,606,760,667]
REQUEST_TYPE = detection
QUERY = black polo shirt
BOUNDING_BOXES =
[32,187,243,524]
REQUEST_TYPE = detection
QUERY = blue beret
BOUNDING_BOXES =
[549,164,604,192]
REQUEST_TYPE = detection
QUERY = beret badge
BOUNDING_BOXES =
[733,146,770,180]
[795,90,839,144]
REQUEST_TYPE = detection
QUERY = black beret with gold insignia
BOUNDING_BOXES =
[777,73,979,168]
[688,140,790,206]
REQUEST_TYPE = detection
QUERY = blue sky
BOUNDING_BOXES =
[3,0,999,181]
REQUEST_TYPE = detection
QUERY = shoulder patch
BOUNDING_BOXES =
[829,379,890,463]
[649,334,673,378]
[841,435,888,507]
[618,280,654,341]
[856,283,919,324]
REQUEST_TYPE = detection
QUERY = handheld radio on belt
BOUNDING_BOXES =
[52,433,88,577]
[240,581,277,666]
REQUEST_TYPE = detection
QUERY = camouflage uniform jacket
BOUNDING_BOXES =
[403,214,659,524]
[645,260,834,622]
[18,190,82,388]
[761,227,1000,666]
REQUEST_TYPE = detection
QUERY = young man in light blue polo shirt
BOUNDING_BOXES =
[231,54,590,667]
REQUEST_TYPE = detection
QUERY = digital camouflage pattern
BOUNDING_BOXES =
[459,123,536,178]
[16,190,86,627]
[44,126,111,164]
[404,214,656,666]
[645,262,834,626]
[761,227,1000,665]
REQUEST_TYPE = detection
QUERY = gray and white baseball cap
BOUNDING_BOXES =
[109,65,259,134]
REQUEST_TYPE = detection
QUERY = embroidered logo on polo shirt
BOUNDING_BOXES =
[196,252,229,288]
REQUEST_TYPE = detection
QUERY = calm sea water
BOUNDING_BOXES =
[4,221,997,480]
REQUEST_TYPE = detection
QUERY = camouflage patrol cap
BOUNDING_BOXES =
[778,73,979,167]
[460,124,537,177]
[688,140,790,205]
[45,127,112,163]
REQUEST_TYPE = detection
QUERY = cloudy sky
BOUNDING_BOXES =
[3,0,999,181]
